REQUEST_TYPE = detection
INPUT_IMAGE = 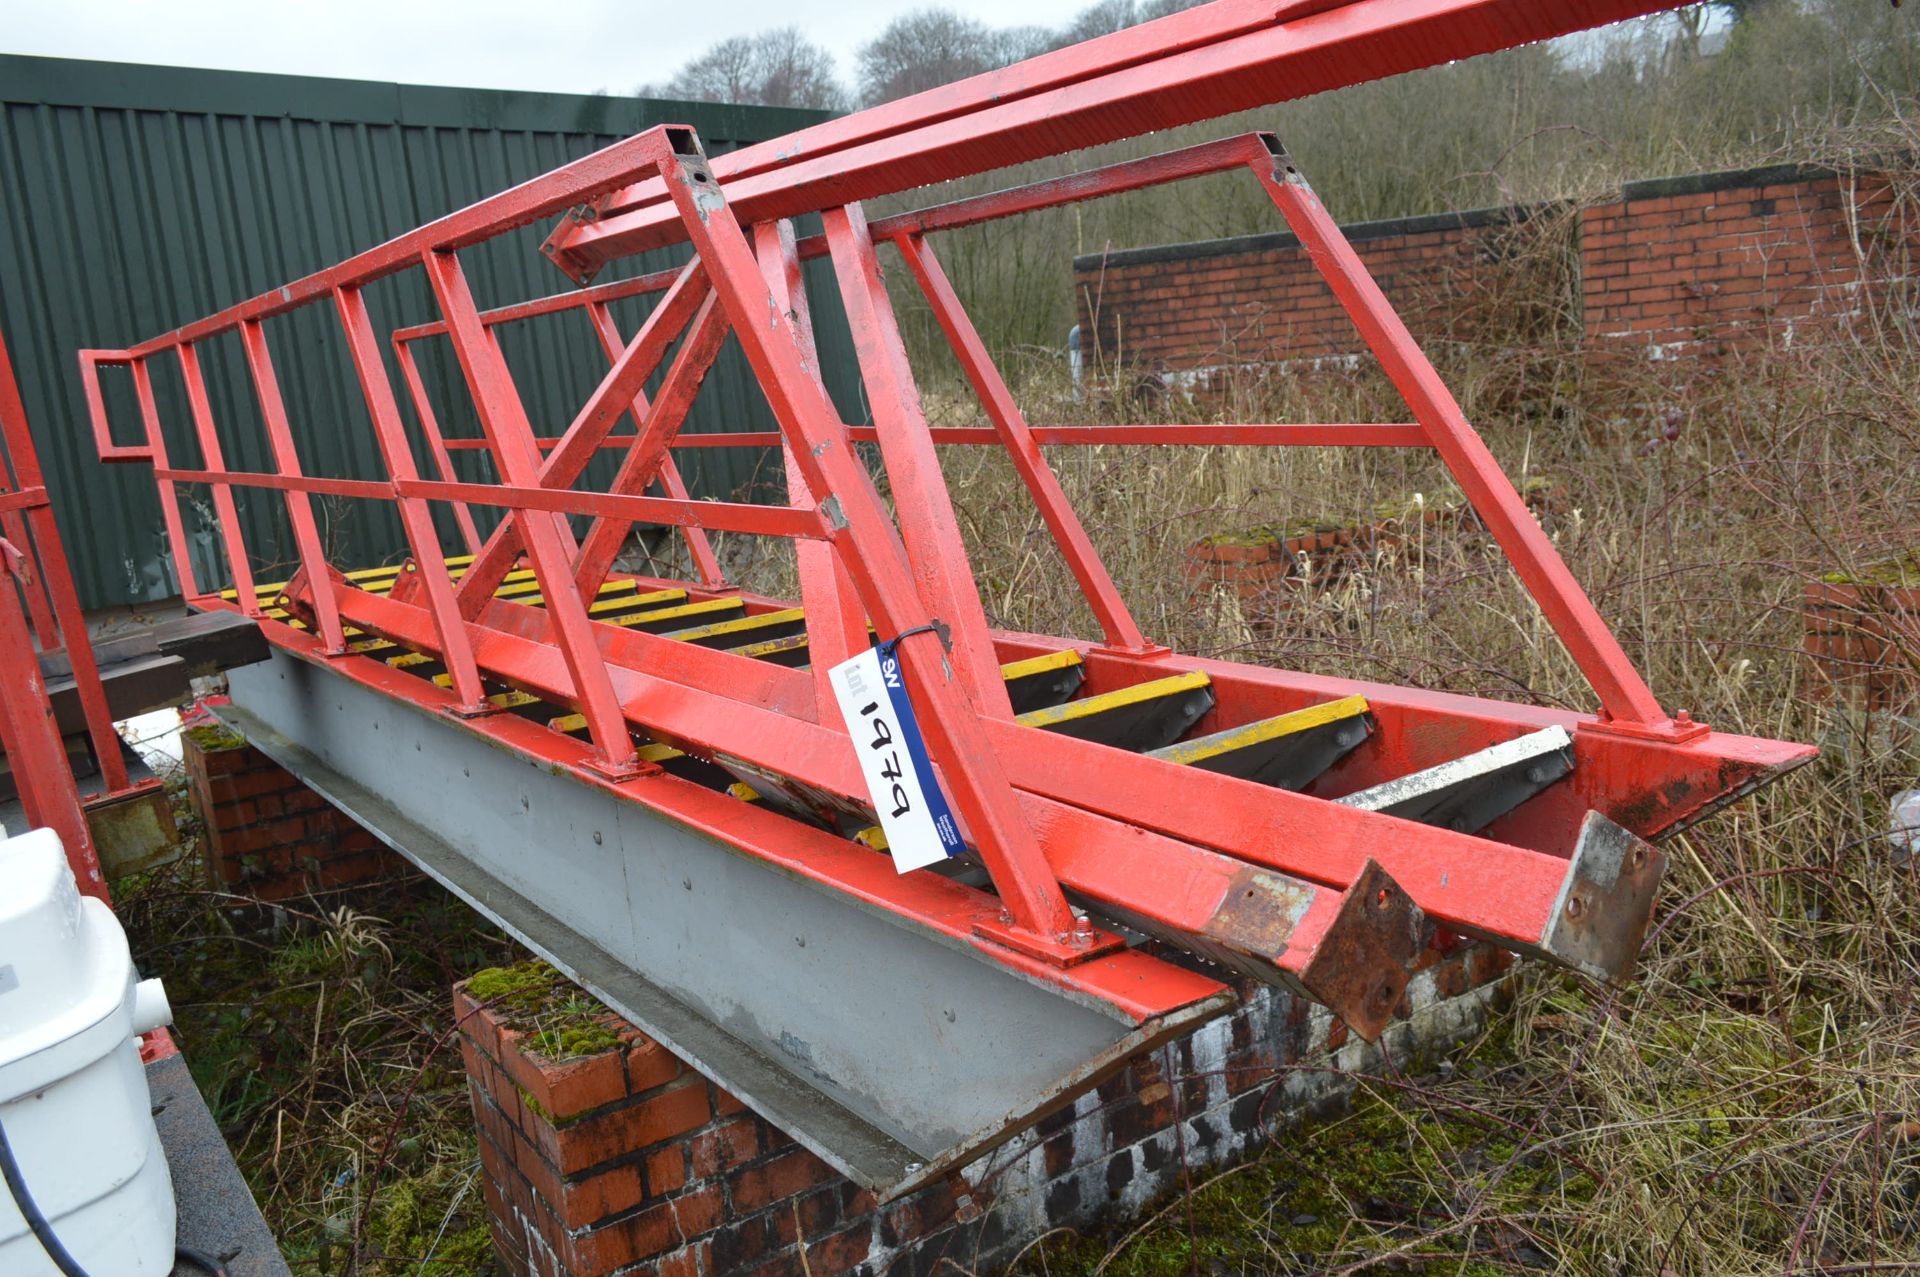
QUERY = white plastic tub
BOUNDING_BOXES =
[0,827,175,1276]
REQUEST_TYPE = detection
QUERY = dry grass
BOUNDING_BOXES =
[114,841,520,1274]
[110,93,1920,1277]
[890,143,1920,1276]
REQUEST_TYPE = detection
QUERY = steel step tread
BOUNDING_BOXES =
[345,584,690,659]
[1002,648,1087,714]
[603,597,746,632]
[727,633,816,667]
[1148,694,1374,790]
[1015,670,1215,751]
[364,566,538,597]
[660,607,808,649]
[505,578,660,609]
[230,553,494,599]
[1337,724,1574,834]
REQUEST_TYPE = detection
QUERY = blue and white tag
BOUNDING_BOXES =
[828,645,966,873]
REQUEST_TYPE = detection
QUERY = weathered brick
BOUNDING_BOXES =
[504,1041,628,1123]
[690,1116,761,1179]
[728,1148,836,1213]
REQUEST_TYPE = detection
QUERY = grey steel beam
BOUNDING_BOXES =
[218,651,1232,1198]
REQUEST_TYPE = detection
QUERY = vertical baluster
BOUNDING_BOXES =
[238,319,347,653]
[582,299,725,588]
[175,343,260,615]
[393,338,483,555]
[333,284,492,715]
[419,249,640,774]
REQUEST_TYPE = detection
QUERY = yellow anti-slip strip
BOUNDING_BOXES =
[363,567,537,597]
[1150,694,1371,767]
[453,572,584,602]
[729,633,813,662]
[697,633,1075,677]
[508,580,665,610]
[603,597,744,629]
[332,586,688,660]
[664,607,806,645]
[231,553,486,599]
[420,683,544,711]
[1000,649,1083,680]
[1015,670,1212,730]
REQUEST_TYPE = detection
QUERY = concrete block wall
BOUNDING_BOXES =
[456,943,1517,1277]
[181,719,410,901]
[1074,161,1913,375]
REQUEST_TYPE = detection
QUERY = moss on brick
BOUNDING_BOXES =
[466,959,622,1062]
[1819,549,1920,587]
[184,723,246,752]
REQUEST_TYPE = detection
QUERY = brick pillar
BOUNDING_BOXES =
[1802,579,1920,714]
[456,942,1516,1277]
[181,718,410,901]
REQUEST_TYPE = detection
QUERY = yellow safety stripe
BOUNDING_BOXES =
[231,553,490,599]
[999,648,1084,681]
[1014,670,1212,730]
[729,633,813,662]
[418,684,544,710]
[1151,694,1371,768]
[509,582,677,612]
[363,566,538,597]
[602,597,745,630]
[663,607,806,645]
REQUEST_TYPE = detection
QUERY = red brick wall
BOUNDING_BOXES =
[1582,168,1901,352]
[1074,163,1914,373]
[182,718,410,901]
[458,943,1516,1277]
[1076,207,1550,373]
[1802,580,1920,713]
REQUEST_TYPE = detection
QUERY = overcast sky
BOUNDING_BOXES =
[2,0,1096,96]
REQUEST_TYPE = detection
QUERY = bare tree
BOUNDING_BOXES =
[1054,0,1207,47]
[857,9,1002,104]
[644,28,846,110]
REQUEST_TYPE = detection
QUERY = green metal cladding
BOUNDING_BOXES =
[0,54,856,607]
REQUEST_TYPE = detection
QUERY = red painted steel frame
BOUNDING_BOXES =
[73,1,1814,1039]
[73,120,1787,969]
[542,0,1684,275]
[1,326,157,900]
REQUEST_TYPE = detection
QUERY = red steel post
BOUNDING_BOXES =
[129,358,203,600]
[332,284,493,715]
[0,356,61,648]
[1249,151,1673,729]
[823,204,1011,717]
[420,248,642,774]
[895,233,1153,654]
[0,513,56,656]
[0,560,104,898]
[175,344,261,616]
[753,219,868,723]
[657,133,1076,942]
[238,319,348,654]
[1,337,129,794]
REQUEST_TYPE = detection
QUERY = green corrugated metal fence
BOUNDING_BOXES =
[0,54,858,607]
